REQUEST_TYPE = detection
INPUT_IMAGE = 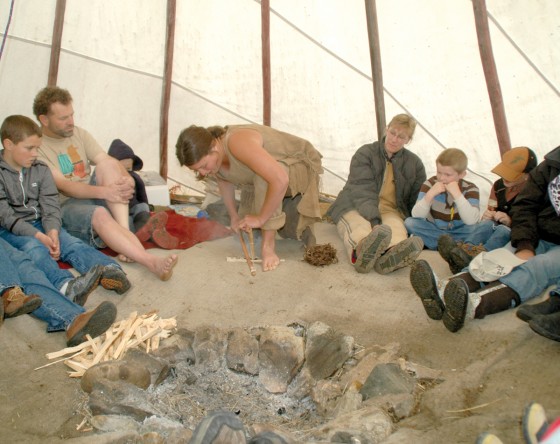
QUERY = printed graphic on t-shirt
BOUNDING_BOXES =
[58,144,87,178]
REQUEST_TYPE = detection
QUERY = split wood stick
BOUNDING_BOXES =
[226,257,284,263]
[239,231,257,276]
[248,229,255,259]
[46,337,102,360]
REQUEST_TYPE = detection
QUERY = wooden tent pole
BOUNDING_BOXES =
[472,0,511,156]
[159,0,176,179]
[261,0,271,126]
[364,0,386,141]
[47,0,66,86]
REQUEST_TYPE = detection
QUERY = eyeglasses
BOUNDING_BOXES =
[387,127,410,143]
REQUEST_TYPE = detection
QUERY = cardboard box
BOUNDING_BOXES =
[138,171,170,207]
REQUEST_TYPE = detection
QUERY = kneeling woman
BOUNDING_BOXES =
[175,124,323,271]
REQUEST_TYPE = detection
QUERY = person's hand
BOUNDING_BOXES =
[35,230,60,260]
[238,214,263,231]
[425,182,446,200]
[104,176,134,203]
[444,181,462,199]
[482,209,496,221]
[515,249,535,261]
[493,211,511,226]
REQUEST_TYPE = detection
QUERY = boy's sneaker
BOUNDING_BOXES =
[529,312,560,342]
[353,225,391,273]
[410,259,444,320]
[66,265,103,306]
[442,278,469,333]
[135,212,168,242]
[66,301,117,347]
[100,265,131,295]
[2,287,42,318]
[522,401,549,444]
[374,236,424,274]
[517,294,560,322]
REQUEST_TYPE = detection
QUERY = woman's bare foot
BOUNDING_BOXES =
[261,230,280,271]
[117,254,135,263]
[149,254,179,281]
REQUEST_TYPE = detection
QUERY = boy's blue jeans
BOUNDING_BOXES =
[0,237,84,332]
[404,217,498,250]
[0,220,118,290]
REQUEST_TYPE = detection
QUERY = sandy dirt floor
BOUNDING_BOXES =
[0,221,558,443]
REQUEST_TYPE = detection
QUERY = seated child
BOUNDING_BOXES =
[0,115,131,300]
[438,146,538,273]
[404,147,492,250]
[108,139,178,249]
[409,144,560,334]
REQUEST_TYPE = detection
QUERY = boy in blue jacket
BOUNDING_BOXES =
[0,115,131,300]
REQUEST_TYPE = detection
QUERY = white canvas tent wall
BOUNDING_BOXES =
[0,0,559,202]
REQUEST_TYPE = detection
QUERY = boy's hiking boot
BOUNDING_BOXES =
[66,301,117,347]
[410,259,444,320]
[66,265,103,306]
[517,294,560,322]
[437,234,486,274]
[2,287,42,318]
[442,278,469,332]
[100,265,131,295]
[353,224,391,273]
[374,236,424,274]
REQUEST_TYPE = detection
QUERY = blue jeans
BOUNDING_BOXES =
[404,217,496,250]
[500,240,560,303]
[481,222,511,251]
[0,237,84,332]
[0,220,118,290]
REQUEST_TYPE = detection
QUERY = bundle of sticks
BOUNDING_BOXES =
[36,311,177,378]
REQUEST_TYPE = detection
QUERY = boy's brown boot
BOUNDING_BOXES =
[135,212,168,242]
[2,287,42,318]
[66,301,117,347]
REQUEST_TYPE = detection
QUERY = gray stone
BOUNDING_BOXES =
[359,363,415,401]
[155,328,196,365]
[287,366,316,400]
[304,321,354,380]
[124,348,171,387]
[258,326,305,393]
[192,326,227,372]
[226,327,259,375]
[88,379,161,422]
[339,343,401,389]
[89,414,140,432]
[81,360,151,393]
[310,404,393,443]
[310,379,343,415]
[331,383,363,418]
[364,392,416,420]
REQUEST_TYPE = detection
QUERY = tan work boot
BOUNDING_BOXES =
[2,287,42,318]
[66,301,117,347]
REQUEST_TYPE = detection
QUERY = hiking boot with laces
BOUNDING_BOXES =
[442,278,469,333]
[410,259,445,320]
[353,224,391,273]
[135,212,168,242]
[100,265,131,295]
[2,287,42,318]
[66,265,103,306]
[437,234,457,264]
[66,301,117,347]
[374,236,424,274]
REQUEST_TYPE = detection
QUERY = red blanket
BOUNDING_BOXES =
[60,210,232,265]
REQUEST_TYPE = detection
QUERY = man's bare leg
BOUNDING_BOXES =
[92,208,178,280]
[94,158,132,230]
[261,229,280,272]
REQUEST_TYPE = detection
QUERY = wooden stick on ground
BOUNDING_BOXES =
[239,231,257,276]
[248,229,255,259]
